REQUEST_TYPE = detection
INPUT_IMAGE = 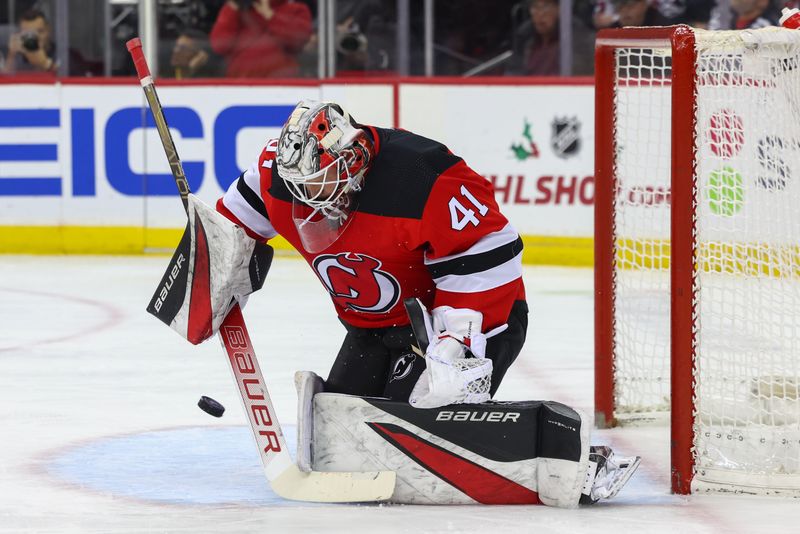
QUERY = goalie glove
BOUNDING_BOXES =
[146,194,273,345]
[408,306,506,409]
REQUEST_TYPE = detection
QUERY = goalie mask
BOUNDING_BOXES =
[276,100,374,252]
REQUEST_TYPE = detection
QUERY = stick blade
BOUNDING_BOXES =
[270,465,396,503]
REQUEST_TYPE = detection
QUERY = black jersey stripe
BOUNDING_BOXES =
[236,173,269,220]
[269,164,295,203]
[357,128,463,219]
[427,236,524,279]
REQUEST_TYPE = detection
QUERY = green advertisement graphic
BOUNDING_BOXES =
[511,119,540,161]
[707,165,743,216]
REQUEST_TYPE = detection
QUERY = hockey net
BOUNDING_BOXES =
[595,26,800,495]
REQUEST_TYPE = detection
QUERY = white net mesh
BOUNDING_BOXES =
[457,357,492,403]
[609,27,800,493]
[613,45,673,421]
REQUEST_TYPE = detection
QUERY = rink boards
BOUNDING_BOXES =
[0,77,594,265]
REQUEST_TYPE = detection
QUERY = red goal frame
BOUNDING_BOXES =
[593,25,698,495]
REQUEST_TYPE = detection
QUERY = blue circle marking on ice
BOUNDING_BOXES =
[46,425,314,506]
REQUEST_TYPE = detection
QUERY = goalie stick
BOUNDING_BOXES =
[126,38,396,503]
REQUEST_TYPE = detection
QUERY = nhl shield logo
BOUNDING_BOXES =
[551,117,581,159]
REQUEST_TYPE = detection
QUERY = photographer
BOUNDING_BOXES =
[210,0,312,78]
[170,29,222,78]
[2,8,57,76]
[333,1,395,76]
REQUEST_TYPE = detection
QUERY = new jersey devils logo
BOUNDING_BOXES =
[390,353,417,383]
[312,253,401,313]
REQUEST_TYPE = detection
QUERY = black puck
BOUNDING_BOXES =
[198,395,225,417]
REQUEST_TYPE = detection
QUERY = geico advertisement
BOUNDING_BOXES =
[0,84,317,228]
[401,84,595,237]
[1,82,596,237]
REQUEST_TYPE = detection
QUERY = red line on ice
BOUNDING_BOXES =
[0,286,125,352]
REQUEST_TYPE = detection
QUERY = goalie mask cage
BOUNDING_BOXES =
[595,25,800,496]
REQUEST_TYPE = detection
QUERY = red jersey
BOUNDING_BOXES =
[217,127,525,330]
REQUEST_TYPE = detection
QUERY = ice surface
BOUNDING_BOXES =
[0,255,797,533]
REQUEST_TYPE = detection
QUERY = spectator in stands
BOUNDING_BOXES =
[511,0,561,76]
[591,0,620,29]
[1,8,57,75]
[442,0,514,76]
[591,0,712,29]
[679,0,716,28]
[508,0,595,76]
[610,0,671,27]
[210,0,312,78]
[170,28,222,78]
[709,0,780,29]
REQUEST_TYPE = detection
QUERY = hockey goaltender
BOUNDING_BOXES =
[147,99,640,507]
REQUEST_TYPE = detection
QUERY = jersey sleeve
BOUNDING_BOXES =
[216,140,279,241]
[420,160,524,330]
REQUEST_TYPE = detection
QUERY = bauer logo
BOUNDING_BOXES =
[223,324,282,454]
[147,243,190,326]
[154,252,186,312]
[436,410,521,423]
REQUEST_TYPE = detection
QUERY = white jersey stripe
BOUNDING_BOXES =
[432,252,523,293]
[242,161,263,197]
[221,187,277,239]
[221,160,276,238]
[423,223,519,265]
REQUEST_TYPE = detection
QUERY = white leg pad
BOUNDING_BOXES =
[294,370,324,473]
[536,408,592,508]
[310,393,592,507]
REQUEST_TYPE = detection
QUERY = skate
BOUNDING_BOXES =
[580,445,641,505]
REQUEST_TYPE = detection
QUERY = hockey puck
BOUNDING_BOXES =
[198,395,225,417]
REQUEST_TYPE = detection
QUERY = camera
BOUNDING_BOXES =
[337,28,367,55]
[20,31,39,52]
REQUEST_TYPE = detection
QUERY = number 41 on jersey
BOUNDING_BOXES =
[449,185,489,231]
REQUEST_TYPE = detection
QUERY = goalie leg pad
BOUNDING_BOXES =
[311,394,590,507]
[295,370,325,473]
[147,194,273,344]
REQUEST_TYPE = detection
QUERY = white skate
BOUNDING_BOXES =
[580,445,641,504]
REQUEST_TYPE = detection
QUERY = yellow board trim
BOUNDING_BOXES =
[0,226,298,257]
[520,235,594,266]
[615,238,800,277]
[6,225,793,275]
[0,226,595,266]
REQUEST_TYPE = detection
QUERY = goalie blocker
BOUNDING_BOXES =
[296,371,640,507]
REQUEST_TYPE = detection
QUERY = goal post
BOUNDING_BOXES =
[595,25,800,496]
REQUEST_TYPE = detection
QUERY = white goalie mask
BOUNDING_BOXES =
[276,100,374,252]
